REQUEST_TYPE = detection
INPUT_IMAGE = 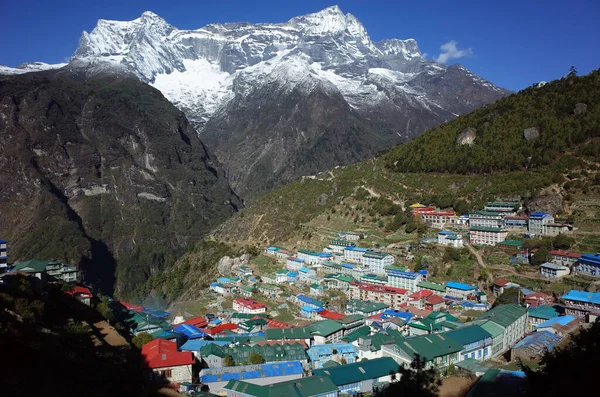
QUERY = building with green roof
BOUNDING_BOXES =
[265,327,313,342]
[313,357,399,394]
[13,259,78,283]
[355,329,405,359]
[334,314,365,332]
[382,332,462,370]
[201,342,308,367]
[323,273,355,291]
[341,325,371,343]
[445,325,493,360]
[224,375,338,397]
[408,312,459,336]
[417,281,446,294]
[527,305,560,331]
[346,300,388,317]
[477,304,528,355]
[309,320,345,344]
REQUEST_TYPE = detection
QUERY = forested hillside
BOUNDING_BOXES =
[385,69,600,174]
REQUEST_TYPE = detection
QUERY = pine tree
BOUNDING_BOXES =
[378,355,441,397]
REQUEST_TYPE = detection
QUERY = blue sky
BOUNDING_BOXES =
[1,0,598,91]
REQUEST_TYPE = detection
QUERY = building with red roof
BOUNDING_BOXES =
[119,300,144,312]
[524,292,555,308]
[425,295,447,311]
[66,285,93,306]
[141,339,195,385]
[549,250,582,267]
[407,290,434,309]
[233,297,267,314]
[318,310,345,321]
[492,279,511,296]
[181,316,209,328]
[207,323,238,335]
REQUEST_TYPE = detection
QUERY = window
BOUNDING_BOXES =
[159,369,173,378]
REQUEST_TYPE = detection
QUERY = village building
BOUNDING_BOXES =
[312,357,399,395]
[417,281,446,296]
[387,270,422,293]
[503,216,528,229]
[257,283,282,297]
[307,343,358,368]
[445,281,477,299]
[323,273,355,291]
[66,285,93,305]
[469,211,505,229]
[286,256,305,271]
[141,339,195,385]
[523,292,554,308]
[233,297,267,314]
[223,375,339,397]
[210,282,233,295]
[491,279,512,296]
[0,239,7,272]
[346,300,389,317]
[408,311,459,336]
[574,253,600,277]
[510,331,562,362]
[534,315,580,337]
[298,249,331,265]
[476,304,528,356]
[469,226,508,246]
[13,259,78,283]
[527,305,560,332]
[544,223,574,236]
[484,202,520,214]
[343,246,369,263]
[342,232,362,241]
[361,251,395,274]
[540,262,570,279]
[382,332,462,371]
[201,360,304,392]
[292,294,324,310]
[310,319,346,345]
[561,290,600,320]
[549,250,582,267]
[329,239,356,254]
[360,273,387,285]
[348,282,408,310]
[419,211,456,229]
[298,267,317,282]
[497,240,524,251]
[437,230,464,248]
[528,212,554,235]
[310,283,326,296]
[446,325,493,360]
[265,246,289,259]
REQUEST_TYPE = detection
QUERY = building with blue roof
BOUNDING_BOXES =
[446,282,477,299]
[535,315,576,330]
[200,360,304,391]
[173,324,209,339]
[382,309,413,323]
[575,253,600,277]
[307,343,358,369]
[387,270,422,292]
[561,289,600,319]
[180,339,230,356]
[511,331,563,362]
[286,256,305,272]
[343,246,369,263]
[528,212,554,235]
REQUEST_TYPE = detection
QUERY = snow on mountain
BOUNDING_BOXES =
[0,62,68,75]
[70,5,483,130]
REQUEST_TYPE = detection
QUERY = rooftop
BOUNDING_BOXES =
[313,357,399,386]
[478,304,527,328]
[446,281,477,291]
[470,226,504,233]
[528,305,560,320]
[224,375,337,397]
[418,281,447,292]
[512,330,563,352]
[561,290,600,305]
[396,333,462,361]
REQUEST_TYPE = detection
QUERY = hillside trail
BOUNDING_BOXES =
[361,186,405,209]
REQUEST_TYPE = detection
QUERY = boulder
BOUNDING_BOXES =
[523,127,540,142]
[574,103,587,115]
[456,127,477,145]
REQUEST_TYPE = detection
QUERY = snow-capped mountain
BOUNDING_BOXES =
[25,5,509,199]
[0,62,68,75]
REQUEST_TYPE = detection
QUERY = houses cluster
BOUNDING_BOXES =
[411,201,575,248]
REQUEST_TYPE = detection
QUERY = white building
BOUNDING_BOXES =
[469,227,508,246]
[437,230,464,248]
[387,271,422,293]
[484,202,519,214]
[540,262,570,280]
[420,211,456,229]
[343,246,369,263]
[329,239,356,254]
[469,211,505,229]
[297,249,332,265]
[528,212,554,235]
[286,257,305,271]
[361,251,395,274]
[233,298,267,314]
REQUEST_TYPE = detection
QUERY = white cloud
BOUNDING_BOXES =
[435,40,472,64]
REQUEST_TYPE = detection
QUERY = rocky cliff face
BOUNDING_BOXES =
[59,6,509,200]
[0,72,241,295]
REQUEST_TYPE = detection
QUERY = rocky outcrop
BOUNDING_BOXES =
[527,187,563,215]
[523,127,540,142]
[456,127,477,145]
[574,103,587,115]
[217,254,251,275]
[0,72,241,295]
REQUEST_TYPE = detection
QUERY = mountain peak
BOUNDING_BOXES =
[288,5,349,36]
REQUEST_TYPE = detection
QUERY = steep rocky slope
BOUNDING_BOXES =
[1,6,508,200]
[0,72,241,295]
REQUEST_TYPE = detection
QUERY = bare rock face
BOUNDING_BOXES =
[217,254,251,275]
[456,127,477,145]
[523,127,540,142]
[574,103,587,115]
[527,187,563,215]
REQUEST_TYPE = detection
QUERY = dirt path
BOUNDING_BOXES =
[361,186,405,209]
[92,320,128,347]
[439,376,474,397]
